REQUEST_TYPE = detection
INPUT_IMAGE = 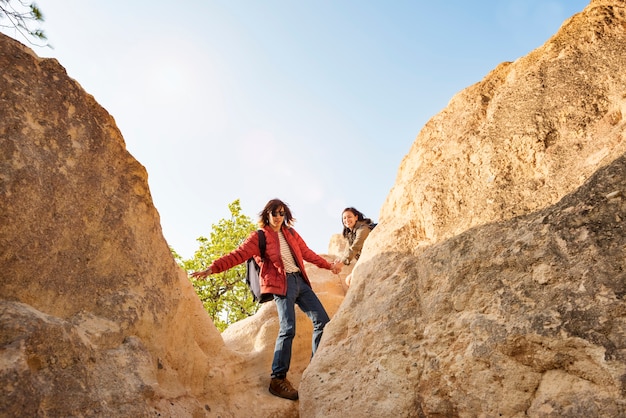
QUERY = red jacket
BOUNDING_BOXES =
[209,225,332,297]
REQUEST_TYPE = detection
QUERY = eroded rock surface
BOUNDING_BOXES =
[301,1,626,417]
[0,33,345,418]
[4,0,626,417]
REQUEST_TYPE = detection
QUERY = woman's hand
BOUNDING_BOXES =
[190,267,212,280]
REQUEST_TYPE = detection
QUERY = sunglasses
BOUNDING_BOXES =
[271,210,286,217]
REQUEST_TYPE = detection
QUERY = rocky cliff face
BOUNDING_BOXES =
[0,32,224,417]
[301,0,626,417]
[0,33,350,417]
[2,0,626,417]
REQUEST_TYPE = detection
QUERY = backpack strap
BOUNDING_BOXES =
[258,229,266,259]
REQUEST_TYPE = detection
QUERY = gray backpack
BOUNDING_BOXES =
[245,230,272,303]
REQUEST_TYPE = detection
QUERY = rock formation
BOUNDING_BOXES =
[0,32,347,417]
[301,0,626,416]
[3,0,626,417]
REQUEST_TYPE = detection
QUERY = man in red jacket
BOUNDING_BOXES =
[191,198,342,400]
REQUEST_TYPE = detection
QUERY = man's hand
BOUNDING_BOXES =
[190,267,212,280]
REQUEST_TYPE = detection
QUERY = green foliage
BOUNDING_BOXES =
[0,0,48,46]
[177,199,259,331]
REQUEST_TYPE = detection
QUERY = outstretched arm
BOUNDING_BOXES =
[190,266,213,280]
[188,230,262,279]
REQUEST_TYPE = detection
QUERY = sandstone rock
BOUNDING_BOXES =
[0,32,232,417]
[4,0,626,416]
[0,32,344,417]
[303,154,626,417]
[300,1,626,416]
[327,233,347,257]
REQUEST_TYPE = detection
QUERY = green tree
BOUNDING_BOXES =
[0,0,47,45]
[177,199,260,331]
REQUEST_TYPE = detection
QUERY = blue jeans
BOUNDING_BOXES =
[271,272,330,378]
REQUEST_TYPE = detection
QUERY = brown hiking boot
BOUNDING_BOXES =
[269,377,299,400]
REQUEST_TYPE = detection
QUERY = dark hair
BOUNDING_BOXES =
[259,198,295,228]
[342,207,370,238]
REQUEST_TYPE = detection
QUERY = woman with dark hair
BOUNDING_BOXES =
[338,207,374,287]
[190,198,342,401]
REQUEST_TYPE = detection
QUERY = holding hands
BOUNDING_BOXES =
[330,260,343,275]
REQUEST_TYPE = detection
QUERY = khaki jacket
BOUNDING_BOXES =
[341,220,372,265]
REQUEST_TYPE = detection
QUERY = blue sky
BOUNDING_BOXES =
[6,1,589,258]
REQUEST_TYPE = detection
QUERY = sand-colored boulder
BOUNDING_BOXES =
[0,32,345,417]
[300,1,626,416]
[4,0,626,416]
[0,31,234,417]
